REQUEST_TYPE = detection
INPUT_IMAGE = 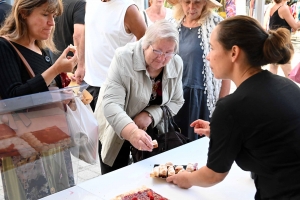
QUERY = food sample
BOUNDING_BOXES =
[158,164,168,178]
[186,163,195,172]
[81,89,93,105]
[0,124,17,140]
[21,126,71,152]
[152,139,158,148]
[113,186,168,200]
[175,165,184,174]
[69,44,77,52]
[0,137,37,158]
[167,166,175,177]
[150,163,198,178]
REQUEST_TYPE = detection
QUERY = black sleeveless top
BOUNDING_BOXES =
[269,6,291,31]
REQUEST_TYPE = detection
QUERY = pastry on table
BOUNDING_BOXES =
[0,137,37,158]
[150,163,198,178]
[113,186,168,200]
[158,164,168,178]
[186,163,196,172]
[21,126,72,152]
[174,165,184,174]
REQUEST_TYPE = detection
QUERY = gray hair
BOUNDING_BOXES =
[142,20,179,53]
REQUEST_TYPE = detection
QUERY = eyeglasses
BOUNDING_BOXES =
[150,45,175,58]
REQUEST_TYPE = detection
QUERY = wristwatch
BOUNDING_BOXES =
[145,111,154,122]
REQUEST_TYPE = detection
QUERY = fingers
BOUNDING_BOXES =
[132,130,153,152]
[190,119,201,127]
[166,175,174,183]
[138,139,152,151]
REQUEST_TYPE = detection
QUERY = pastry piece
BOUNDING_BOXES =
[113,186,168,200]
[159,164,168,178]
[167,166,175,177]
[175,165,184,174]
[81,89,93,105]
[21,126,71,152]
[0,137,37,158]
[165,162,173,167]
[69,44,77,52]
[0,124,17,140]
[150,166,159,178]
[186,163,195,172]
[177,169,185,173]
[152,139,158,148]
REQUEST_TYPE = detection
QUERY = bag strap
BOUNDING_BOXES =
[143,10,148,27]
[161,106,169,150]
[1,36,35,78]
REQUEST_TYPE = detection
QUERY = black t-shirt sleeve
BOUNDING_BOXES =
[206,99,243,173]
[73,1,86,25]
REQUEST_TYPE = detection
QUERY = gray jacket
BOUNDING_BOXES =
[94,39,184,166]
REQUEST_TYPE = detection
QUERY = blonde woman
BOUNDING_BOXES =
[172,0,231,141]
[142,0,174,27]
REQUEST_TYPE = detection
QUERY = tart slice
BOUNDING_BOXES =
[113,186,168,200]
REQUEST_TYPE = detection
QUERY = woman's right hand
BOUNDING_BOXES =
[190,119,211,138]
[53,46,78,74]
[129,128,153,152]
[42,46,78,86]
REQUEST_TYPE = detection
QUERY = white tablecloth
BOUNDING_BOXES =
[42,137,256,200]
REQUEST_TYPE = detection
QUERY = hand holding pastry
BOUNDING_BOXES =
[166,170,192,189]
[129,128,153,152]
[53,46,78,73]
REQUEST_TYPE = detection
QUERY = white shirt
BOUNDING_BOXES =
[84,0,137,87]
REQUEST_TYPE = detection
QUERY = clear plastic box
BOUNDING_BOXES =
[0,85,99,200]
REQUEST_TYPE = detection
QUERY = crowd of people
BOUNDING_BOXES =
[0,0,300,199]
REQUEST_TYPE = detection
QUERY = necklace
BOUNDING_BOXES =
[182,17,200,30]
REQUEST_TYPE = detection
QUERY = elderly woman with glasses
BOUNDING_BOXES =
[94,20,184,174]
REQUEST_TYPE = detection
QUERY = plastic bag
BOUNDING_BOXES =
[66,97,99,164]
[289,62,300,84]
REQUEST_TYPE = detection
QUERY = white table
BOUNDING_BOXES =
[42,137,256,200]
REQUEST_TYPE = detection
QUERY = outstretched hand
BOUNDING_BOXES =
[166,171,192,189]
[190,119,211,138]
[129,129,153,152]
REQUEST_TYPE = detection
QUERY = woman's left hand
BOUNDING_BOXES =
[133,111,153,131]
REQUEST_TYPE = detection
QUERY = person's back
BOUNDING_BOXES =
[52,0,86,85]
[269,5,291,31]
[0,0,12,27]
[84,0,146,110]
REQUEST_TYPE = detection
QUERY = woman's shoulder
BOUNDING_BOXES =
[0,37,15,54]
[278,4,292,16]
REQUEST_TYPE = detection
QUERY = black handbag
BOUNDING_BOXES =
[131,106,190,162]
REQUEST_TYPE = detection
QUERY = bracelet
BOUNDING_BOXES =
[128,128,138,142]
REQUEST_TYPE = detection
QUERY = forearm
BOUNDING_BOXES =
[120,123,138,141]
[189,166,227,187]
[73,24,85,70]
[41,64,60,86]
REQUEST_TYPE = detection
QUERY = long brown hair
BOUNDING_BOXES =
[0,0,63,52]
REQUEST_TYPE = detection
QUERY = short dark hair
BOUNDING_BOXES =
[216,15,293,67]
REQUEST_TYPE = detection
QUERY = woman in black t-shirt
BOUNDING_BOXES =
[167,15,300,200]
